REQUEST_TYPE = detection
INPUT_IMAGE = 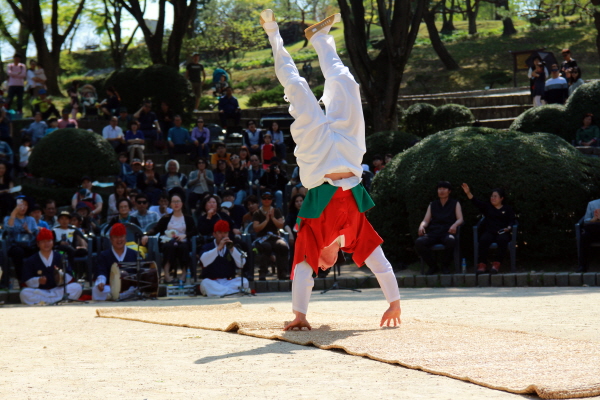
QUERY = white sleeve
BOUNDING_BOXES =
[25,277,40,288]
[200,247,219,267]
[95,275,107,286]
[231,248,245,268]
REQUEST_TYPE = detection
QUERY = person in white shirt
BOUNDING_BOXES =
[199,220,248,296]
[102,116,125,152]
[261,10,400,331]
[19,136,32,170]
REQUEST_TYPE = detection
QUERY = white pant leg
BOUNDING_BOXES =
[66,282,83,300]
[20,287,63,305]
[365,246,400,303]
[200,278,248,297]
[119,286,137,300]
[92,284,111,301]
[292,261,314,314]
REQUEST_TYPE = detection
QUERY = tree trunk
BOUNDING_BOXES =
[338,0,426,132]
[498,0,517,36]
[424,10,459,70]
[166,0,197,68]
[441,0,455,35]
[465,0,478,34]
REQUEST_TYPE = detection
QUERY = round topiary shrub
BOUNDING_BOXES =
[565,80,600,141]
[368,126,600,263]
[29,128,120,187]
[103,68,143,113]
[404,103,436,137]
[136,64,194,115]
[433,104,474,132]
[509,104,568,140]
[364,131,419,164]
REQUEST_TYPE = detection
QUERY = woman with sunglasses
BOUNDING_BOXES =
[568,66,584,97]
[191,118,211,159]
[188,157,214,211]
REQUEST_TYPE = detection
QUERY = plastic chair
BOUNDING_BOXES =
[473,218,518,273]
[419,225,462,274]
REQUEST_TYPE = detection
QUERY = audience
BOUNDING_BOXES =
[0,139,14,173]
[196,194,236,238]
[71,176,103,219]
[261,133,276,168]
[372,154,384,174]
[42,199,58,228]
[220,190,245,231]
[130,193,160,231]
[53,210,88,275]
[134,101,161,140]
[252,191,289,280]
[57,108,78,129]
[242,120,264,157]
[26,60,46,98]
[247,154,264,196]
[18,136,31,174]
[28,204,48,229]
[4,195,38,284]
[103,116,125,152]
[137,159,163,205]
[218,86,241,128]
[191,117,211,159]
[117,107,132,130]
[161,159,188,194]
[156,101,175,135]
[187,158,214,211]
[107,198,140,228]
[168,115,195,155]
[213,159,230,194]
[242,195,259,233]
[568,66,584,97]
[528,56,547,107]
[125,120,145,161]
[75,202,99,235]
[415,181,464,275]
[0,97,11,145]
[238,146,250,168]
[149,193,172,217]
[210,142,231,168]
[289,166,307,197]
[543,64,568,105]
[259,159,288,210]
[107,181,128,220]
[32,89,60,120]
[576,113,599,147]
[461,183,515,274]
[226,154,248,205]
[66,80,80,119]
[6,53,26,115]
[266,122,286,164]
[186,53,206,112]
[22,112,47,145]
[0,162,15,216]
[560,49,577,77]
[99,86,121,118]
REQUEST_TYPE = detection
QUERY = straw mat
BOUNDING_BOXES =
[97,302,600,399]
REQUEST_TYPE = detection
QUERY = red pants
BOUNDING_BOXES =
[293,187,382,276]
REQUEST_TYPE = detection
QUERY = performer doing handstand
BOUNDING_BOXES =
[260,10,401,330]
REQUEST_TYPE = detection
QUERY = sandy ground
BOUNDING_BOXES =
[1,287,599,400]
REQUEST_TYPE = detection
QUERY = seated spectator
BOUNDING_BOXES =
[70,213,83,232]
[156,101,175,135]
[42,199,58,228]
[75,202,98,235]
[0,97,12,146]
[22,112,47,145]
[71,176,103,219]
[107,181,128,220]
[261,133,276,168]
[53,210,88,276]
[19,136,31,173]
[267,122,286,164]
[149,193,172,217]
[125,120,145,161]
[128,189,138,204]
[220,190,246,231]
[196,194,237,238]
[242,120,264,157]
[144,193,198,283]
[130,193,160,231]
[247,154,264,196]
[137,159,163,205]
[252,191,289,280]
[168,115,195,155]
[134,101,161,140]
[161,159,188,194]
[32,89,60,120]
[45,118,58,135]
[568,66,584,97]
[103,116,125,152]
[92,223,139,301]
[210,142,231,169]
[461,183,515,274]
[238,146,250,168]
[225,154,248,205]
[99,86,121,118]
[0,140,14,175]
[242,195,259,233]
[188,158,214,211]
[117,107,132,130]
[290,166,307,197]
[415,181,464,275]
[560,48,577,77]
[4,195,38,284]
[28,204,48,229]
[191,117,211,159]
[372,154,384,174]
[107,198,141,228]
[0,161,14,217]
[57,108,78,129]
[259,159,288,210]
[20,228,83,305]
[117,153,134,188]
[218,86,241,128]
[576,113,600,147]
[214,74,229,97]
[199,220,248,296]
[213,159,230,194]
[542,64,569,105]
[284,194,304,256]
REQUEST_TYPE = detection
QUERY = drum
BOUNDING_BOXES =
[112,262,159,298]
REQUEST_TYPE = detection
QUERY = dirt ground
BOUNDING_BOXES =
[1,287,599,400]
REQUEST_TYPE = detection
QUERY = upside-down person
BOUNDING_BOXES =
[20,228,83,305]
[199,220,248,297]
[260,10,401,330]
[92,223,138,301]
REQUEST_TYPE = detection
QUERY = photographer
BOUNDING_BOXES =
[259,159,288,210]
[199,220,248,296]
[461,183,515,275]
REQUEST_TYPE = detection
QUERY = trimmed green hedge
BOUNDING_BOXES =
[433,104,474,132]
[29,128,119,187]
[564,80,600,141]
[509,104,568,140]
[369,127,600,263]
[364,131,419,164]
[404,103,436,137]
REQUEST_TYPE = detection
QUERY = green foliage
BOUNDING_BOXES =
[364,131,419,164]
[509,104,568,140]
[29,129,119,187]
[564,80,600,141]
[404,103,436,137]
[103,68,143,112]
[479,69,512,88]
[61,75,104,91]
[433,104,475,132]
[247,86,286,107]
[311,85,324,100]
[21,184,77,210]
[198,96,216,111]
[369,127,600,263]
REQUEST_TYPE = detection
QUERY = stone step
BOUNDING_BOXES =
[398,93,532,109]
[470,105,530,121]
[478,117,515,130]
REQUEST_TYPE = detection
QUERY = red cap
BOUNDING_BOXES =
[214,220,230,233]
[36,228,54,242]
[110,223,127,237]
